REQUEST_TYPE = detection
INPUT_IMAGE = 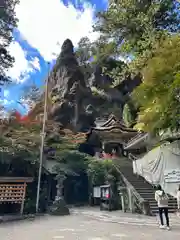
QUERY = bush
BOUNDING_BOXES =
[87,159,120,186]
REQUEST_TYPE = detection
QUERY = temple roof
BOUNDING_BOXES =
[94,115,137,132]
[0,177,33,183]
[93,115,138,143]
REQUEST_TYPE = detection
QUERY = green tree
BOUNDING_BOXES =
[92,36,118,64]
[75,37,94,83]
[95,0,179,56]
[0,0,19,84]
[76,37,92,65]
[87,159,120,186]
[76,36,125,84]
[53,150,90,188]
[123,101,137,127]
[0,114,89,179]
[94,0,180,84]
[18,84,42,110]
[0,118,85,175]
[92,0,180,133]
[133,35,180,133]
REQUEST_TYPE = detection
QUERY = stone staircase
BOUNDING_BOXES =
[116,160,177,215]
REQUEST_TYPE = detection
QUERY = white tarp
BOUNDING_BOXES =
[133,141,180,197]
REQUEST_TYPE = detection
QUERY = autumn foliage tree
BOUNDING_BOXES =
[0,112,87,177]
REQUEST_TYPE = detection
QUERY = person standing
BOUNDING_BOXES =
[155,185,170,230]
[176,185,180,211]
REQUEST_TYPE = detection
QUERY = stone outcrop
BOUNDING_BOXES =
[115,72,142,96]
[90,64,142,105]
[88,60,142,119]
[47,39,142,131]
[49,39,96,132]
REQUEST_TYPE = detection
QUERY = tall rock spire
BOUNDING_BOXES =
[48,39,95,131]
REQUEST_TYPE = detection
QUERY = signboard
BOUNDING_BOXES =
[0,184,26,203]
[164,169,180,183]
[93,186,100,198]
[101,186,110,199]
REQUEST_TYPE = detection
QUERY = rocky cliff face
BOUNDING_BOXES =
[88,59,142,119]
[48,39,142,132]
[49,39,96,132]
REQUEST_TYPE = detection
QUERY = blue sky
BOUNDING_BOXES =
[0,0,108,115]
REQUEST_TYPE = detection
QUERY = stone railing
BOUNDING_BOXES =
[113,163,151,215]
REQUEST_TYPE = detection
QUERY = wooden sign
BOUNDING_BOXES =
[0,183,27,214]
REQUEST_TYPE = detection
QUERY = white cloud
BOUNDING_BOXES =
[29,57,41,71]
[0,88,15,108]
[3,89,9,98]
[6,0,98,83]
[8,42,29,82]
[15,0,98,61]
[7,42,40,82]
[8,42,40,82]
[3,99,14,105]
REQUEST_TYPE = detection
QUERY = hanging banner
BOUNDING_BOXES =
[164,169,180,183]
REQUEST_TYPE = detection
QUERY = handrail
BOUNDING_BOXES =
[128,153,138,161]
[124,133,149,149]
[113,162,151,215]
[113,163,145,204]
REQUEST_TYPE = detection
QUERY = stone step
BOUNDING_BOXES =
[146,197,177,202]
[118,164,178,215]
[136,188,154,192]
[141,195,177,202]
[150,204,177,208]
[122,176,149,182]
[149,202,177,207]
[151,206,177,210]
[139,195,155,198]
[125,180,149,183]
[127,180,152,185]
[131,184,153,188]
[152,209,176,214]
[137,191,154,194]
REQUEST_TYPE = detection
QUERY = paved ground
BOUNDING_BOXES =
[72,207,180,227]
[0,209,180,239]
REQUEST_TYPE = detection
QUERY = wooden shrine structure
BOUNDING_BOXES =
[94,115,138,143]
[0,177,33,214]
[94,115,155,158]
[93,115,139,154]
